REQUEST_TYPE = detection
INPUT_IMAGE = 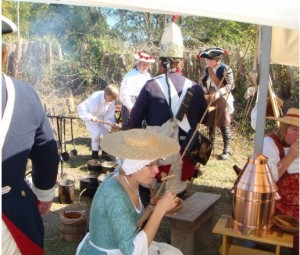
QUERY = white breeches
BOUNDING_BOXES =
[2,219,21,255]
[85,121,110,151]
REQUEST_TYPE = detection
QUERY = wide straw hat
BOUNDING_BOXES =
[267,108,299,127]
[159,22,184,58]
[2,16,18,35]
[100,129,180,160]
[133,51,155,63]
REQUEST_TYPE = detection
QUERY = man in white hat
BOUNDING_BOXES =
[130,16,208,205]
[120,50,155,129]
[2,16,59,255]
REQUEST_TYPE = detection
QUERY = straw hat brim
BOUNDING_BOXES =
[100,129,180,160]
[133,54,155,63]
[267,116,299,127]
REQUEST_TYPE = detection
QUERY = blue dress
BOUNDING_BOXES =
[78,173,144,255]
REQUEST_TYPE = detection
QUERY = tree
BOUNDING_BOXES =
[103,8,168,46]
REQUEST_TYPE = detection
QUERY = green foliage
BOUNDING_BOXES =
[102,8,167,45]
[2,1,32,37]
[183,16,254,47]
[2,2,298,117]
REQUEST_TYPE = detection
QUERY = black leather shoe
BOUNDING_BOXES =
[91,151,99,159]
[100,151,116,161]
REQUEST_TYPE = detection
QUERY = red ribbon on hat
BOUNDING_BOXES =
[137,51,153,60]
[172,15,180,23]
[286,114,299,118]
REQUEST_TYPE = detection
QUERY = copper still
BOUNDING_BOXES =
[231,154,280,237]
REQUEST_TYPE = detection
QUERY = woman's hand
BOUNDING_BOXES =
[278,139,299,178]
[155,191,178,215]
[288,139,299,159]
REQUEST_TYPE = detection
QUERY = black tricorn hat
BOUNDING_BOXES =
[199,47,227,59]
[2,16,18,35]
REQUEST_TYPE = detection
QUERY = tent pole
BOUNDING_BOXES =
[254,26,272,154]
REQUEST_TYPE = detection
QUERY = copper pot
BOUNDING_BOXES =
[231,154,280,237]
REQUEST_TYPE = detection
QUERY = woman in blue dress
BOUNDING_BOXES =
[76,129,183,255]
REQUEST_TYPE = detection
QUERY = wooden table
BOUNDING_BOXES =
[212,215,294,255]
[164,192,221,255]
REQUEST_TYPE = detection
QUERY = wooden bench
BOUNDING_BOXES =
[164,192,221,255]
[212,214,293,255]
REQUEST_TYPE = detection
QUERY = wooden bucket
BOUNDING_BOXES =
[59,203,87,242]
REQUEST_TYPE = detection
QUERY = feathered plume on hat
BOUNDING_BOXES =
[197,47,228,60]
[159,16,184,58]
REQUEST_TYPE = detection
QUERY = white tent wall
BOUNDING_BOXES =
[18,0,299,29]
[11,0,300,153]
[271,28,299,67]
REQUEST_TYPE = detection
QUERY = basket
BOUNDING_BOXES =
[274,215,299,233]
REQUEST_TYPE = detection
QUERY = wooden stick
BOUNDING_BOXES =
[155,174,176,198]
[149,184,155,198]
[155,181,166,198]
[95,119,114,127]
[161,174,175,181]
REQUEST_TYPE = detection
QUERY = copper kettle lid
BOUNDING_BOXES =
[232,153,278,193]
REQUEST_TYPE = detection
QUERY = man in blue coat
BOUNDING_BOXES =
[130,16,208,205]
[2,16,59,255]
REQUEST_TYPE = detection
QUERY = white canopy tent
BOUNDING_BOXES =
[13,0,300,153]
[18,0,299,29]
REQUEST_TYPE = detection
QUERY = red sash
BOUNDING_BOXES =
[2,214,44,255]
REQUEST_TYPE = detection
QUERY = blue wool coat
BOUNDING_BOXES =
[130,71,208,146]
[2,75,59,254]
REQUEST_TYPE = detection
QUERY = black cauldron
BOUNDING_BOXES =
[79,175,99,198]
[87,159,102,172]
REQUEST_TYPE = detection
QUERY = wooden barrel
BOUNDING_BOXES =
[59,205,87,242]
